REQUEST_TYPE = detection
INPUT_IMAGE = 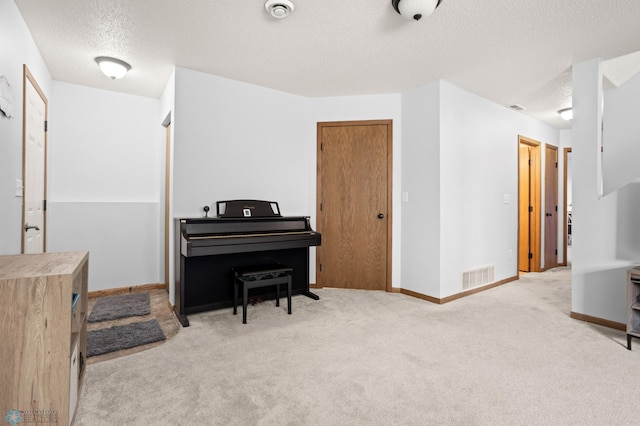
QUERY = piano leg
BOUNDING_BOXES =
[175,312,190,327]
[303,290,320,300]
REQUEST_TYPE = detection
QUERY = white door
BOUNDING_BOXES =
[23,67,47,253]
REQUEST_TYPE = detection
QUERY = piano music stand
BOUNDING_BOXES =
[233,264,292,324]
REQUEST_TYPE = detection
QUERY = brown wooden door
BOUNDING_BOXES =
[544,145,558,270]
[518,144,531,272]
[518,136,541,273]
[316,120,392,291]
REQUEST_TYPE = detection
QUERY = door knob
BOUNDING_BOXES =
[378,213,385,219]
[24,223,40,232]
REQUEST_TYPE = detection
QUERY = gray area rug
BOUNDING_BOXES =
[87,319,166,357]
[88,292,150,322]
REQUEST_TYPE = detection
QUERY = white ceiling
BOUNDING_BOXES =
[13,0,640,129]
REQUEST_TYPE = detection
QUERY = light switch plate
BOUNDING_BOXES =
[15,178,22,197]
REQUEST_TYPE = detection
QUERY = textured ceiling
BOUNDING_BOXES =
[13,0,640,129]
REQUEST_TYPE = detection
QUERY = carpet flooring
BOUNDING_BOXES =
[74,267,640,425]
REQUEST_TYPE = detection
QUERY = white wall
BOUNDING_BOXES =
[0,0,52,254]
[401,82,441,296]
[401,80,560,299]
[47,81,162,291]
[173,68,309,218]
[557,129,572,265]
[571,58,632,324]
[159,68,175,289]
[169,68,403,303]
[0,4,580,310]
[602,72,640,195]
[170,68,310,304]
[307,93,403,288]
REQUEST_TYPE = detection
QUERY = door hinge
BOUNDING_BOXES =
[555,161,558,168]
[319,264,322,272]
[528,159,531,166]
[43,199,46,211]
[320,203,323,211]
[529,206,533,213]
[555,249,558,255]
[44,120,48,132]
[320,143,323,151]
[528,253,533,259]
[555,205,558,212]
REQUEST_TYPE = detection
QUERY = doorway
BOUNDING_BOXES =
[544,144,558,270]
[316,120,392,291]
[518,136,541,272]
[22,65,47,254]
[164,122,171,289]
[562,148,572,266]
[162,113,172,290]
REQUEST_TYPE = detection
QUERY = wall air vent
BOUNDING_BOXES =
[462,265,495,290]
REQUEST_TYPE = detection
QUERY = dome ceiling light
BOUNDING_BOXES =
[558,107,573,121]
[95,56,131,80]
[392,0,444,21]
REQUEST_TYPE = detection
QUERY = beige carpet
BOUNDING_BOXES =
[74,267,640,425]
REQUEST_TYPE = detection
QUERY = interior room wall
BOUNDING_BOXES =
[47,81,162,291]
[0,0,52,255]
[159,68,175,290]
[170,68,309,304]
[401,80,559,299]
[2,3,590,313]
[169,67,403,304]
[307,93,402,288]
[602,72,640,195]
[172,67,309,218]
[571,58,631,324]
[400,81,441,297]
[557,129,572,265]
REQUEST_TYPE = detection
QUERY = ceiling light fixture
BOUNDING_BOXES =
[558,107,573,120]
[265,0,294,19]
[392,0,444,21]
[95,56,131,80]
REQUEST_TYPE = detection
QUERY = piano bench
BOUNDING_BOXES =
[232,264,293,324]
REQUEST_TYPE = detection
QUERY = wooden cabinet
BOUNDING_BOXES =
[0,251,89,425]
[627,266,640,350]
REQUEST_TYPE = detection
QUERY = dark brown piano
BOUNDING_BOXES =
[174,200,321,326]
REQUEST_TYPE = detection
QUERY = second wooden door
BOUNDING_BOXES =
[316,120,392,291]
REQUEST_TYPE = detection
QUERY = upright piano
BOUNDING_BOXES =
[174,200,321,326]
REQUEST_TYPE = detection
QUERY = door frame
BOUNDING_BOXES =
[315,119,393,291]
[21,65,48,253]
[561,147,572,267]
[518,135,541,273]
[162,113,172,290]
[543,143,558,271]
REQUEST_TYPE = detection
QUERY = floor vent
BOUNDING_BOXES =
[462,265,495,290]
